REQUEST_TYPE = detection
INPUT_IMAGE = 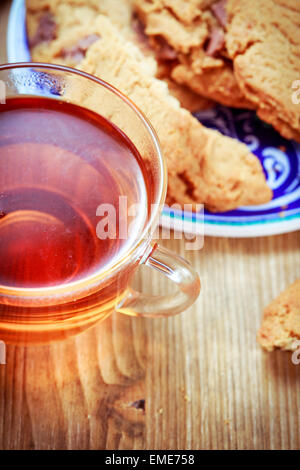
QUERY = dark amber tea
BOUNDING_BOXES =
[0,97,149,289]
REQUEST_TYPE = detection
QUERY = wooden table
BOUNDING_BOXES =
[0,0,299,450]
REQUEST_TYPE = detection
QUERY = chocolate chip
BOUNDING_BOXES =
[29,12,57,48]
[59,34,100,63]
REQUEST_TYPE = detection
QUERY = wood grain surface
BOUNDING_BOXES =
[0,0,299,450]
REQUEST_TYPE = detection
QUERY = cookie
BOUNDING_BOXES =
[27,4,272,211]
[257,279,300,352]
[226,0,300,142]
[134,0,300,142]
[27,0,214,113]
[132,0,254,108]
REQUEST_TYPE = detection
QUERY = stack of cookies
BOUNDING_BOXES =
[26,0,300,213]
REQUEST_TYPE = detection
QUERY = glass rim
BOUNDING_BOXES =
[0,62,167,300]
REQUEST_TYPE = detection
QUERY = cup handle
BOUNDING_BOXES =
[116,244,200,318]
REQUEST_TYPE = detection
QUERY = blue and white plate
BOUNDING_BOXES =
[6,0,300,237]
